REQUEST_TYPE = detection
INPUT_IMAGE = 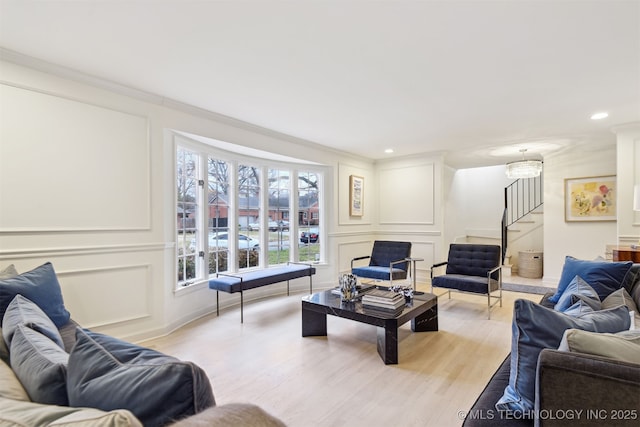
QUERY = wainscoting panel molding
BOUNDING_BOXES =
[374,230,441,238]
[378,162,435,225]
[0,83,151,232]
[56,264,152,329]
[337,239,374,274]
[0,243,166,260]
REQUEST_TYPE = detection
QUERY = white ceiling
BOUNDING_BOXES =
[1,0,638,168]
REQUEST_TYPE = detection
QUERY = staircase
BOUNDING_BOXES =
[501,172,544,274]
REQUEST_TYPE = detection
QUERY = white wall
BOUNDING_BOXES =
[1,61,169,339]
[2,55,635,341]
[373,155,445,283]
[445,165,514,243]
[614,123,640,245]
[442,164,546,274]
[443,141,635,287]
[542,142,618,285]
[0,58,377,341]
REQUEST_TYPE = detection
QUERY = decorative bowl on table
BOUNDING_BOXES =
[338,273,358,302]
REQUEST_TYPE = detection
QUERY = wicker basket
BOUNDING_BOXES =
[518,251,543,278]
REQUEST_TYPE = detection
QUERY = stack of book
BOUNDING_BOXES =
[361,289,405,312]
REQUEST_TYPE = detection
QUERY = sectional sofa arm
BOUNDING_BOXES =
[535,349,640,427]
[168,403,286,426]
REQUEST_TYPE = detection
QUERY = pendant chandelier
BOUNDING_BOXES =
[505,149,543,179]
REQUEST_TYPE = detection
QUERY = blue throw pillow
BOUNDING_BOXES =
[67,328,215,427]
[549,257,632,303]
[10,324,69,406]
[2,295,64,349]
[0,263,70,328]
[553,275,599,312]
[495,299,630,416]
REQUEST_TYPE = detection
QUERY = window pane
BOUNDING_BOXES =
[268,168,290,265]
[238,164,260,270]
[176,140,325,288]
[176,147,199,284]
[207,157,230,275]
[298,171,320,263]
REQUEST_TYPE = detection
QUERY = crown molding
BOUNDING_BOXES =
[611,122,640,136]
[0,47,367,162]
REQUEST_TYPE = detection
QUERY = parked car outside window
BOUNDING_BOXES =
[191,233,260,250]
[268,221,280,231]
[277,220,290,231]
[300,228,319,244]
[248,221,289,231]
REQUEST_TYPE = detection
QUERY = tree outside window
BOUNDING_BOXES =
[268,168,290,264]
[238,164,260,270]
[298,171,320,263]
[176,147,199,283]
[207,157,230,275]
[176,141,323,288]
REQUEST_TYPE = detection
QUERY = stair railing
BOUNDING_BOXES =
[501,170,544,263]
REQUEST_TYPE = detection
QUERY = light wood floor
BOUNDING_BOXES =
[142,284,543,427]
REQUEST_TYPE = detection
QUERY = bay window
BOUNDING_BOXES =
[175,136,324,289]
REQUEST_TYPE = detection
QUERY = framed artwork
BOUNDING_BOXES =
[565,175,616,222]
[349,175,364,217]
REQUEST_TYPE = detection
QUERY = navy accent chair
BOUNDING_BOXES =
[351,241,412,285]
[430,244,502,319]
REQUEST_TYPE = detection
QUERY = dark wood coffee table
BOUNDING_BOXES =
[301,287,438,364]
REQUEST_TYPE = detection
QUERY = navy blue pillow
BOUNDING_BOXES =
[495,299,630,416]
[67,328,215,427]
[549,257,632,303]
[0,263,70,328]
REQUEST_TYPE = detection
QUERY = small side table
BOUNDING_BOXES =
[612,246,640,262]
[405,257,424,290]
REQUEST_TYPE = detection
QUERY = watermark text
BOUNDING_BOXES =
[457,409,638,422]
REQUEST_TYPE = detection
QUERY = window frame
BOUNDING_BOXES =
[175,145,202,285]
[174,133,326,290]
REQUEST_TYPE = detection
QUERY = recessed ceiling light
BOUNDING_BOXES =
[590,112,609,120]
[385,148,394,154]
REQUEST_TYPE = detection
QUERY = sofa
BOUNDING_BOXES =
[463,258,640,427]
[0,262,286,427]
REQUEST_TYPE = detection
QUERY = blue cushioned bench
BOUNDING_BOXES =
[209,262,316,322]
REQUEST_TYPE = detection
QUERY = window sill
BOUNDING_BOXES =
[174,279,208,295]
